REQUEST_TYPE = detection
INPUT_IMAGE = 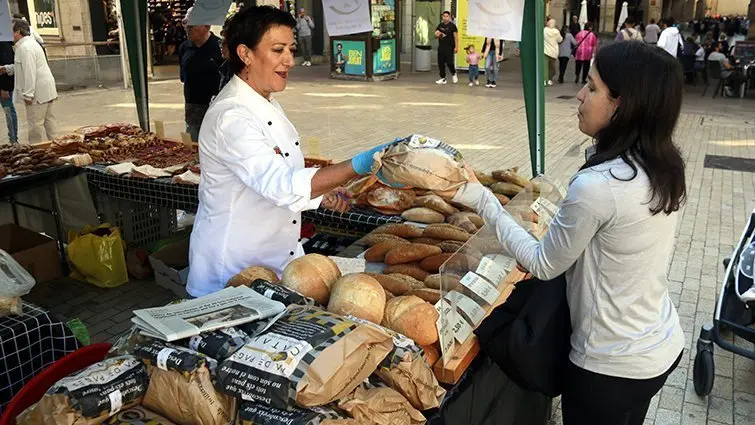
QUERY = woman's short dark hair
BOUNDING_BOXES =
[584,22,593,31]
[12,19,30,36]
[224,6,296,74]
[582,41,686,215]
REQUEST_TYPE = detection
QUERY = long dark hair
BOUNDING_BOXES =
[581,41,686,215]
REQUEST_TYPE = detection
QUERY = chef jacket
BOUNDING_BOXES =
[187,75,323,297]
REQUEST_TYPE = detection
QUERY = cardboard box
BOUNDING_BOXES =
[0,223,61,282]
[148,238,190,298]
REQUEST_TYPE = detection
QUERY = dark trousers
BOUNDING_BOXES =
[562,352,683,425]
[438,47,456,79]
[185,103,209,142]
[575,60,590,83]
[558,57,569,82]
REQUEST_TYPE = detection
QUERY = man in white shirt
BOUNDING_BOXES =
[644,18,661,44]
[657,17,683,57]
[708,41,746,97]
[0,19,58,143]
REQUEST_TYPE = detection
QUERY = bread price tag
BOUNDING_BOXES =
[450,313,474,344]
[156,347,175,371]
[445,291,486,326]
[475,257,507,286]
[435,300,455,360]
[460,271,500,305]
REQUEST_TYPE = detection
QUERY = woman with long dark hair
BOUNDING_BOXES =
[451,41,686,424]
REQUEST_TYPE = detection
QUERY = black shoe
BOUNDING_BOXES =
[558,78,564,84]
[574,77,579,83]
[581,80,587,84]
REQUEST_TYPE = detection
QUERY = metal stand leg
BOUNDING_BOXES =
[10,196,18,224]
[48,183,68,274]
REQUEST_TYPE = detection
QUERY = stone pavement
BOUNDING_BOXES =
[19,60,755,425]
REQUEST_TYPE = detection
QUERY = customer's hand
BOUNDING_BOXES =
[321,187,352,213]
[435,164,479,199]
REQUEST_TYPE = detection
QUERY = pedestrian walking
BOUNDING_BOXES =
[464,44,481,86]
[0,19,57,143]
[657,17,683,57]
[574,22,598,84]
[644,18,661,44]
[615,17,643,41]
[480,37,503,87]
[0,42,17,144]
[296,8,314,66]
[569,15,581,37]
[544,19,563,86]
[558,26,577,84]
[434,11,458,84]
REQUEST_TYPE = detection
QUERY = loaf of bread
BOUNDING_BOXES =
[368,273,425,295]
[413,194,459,216]
[473,171,497,186]
[424,273,462,290]
[281,254,342,305]
[437,241,484,261]
[227,266,280,287]
[423,224,470,242]
[384,289,395,300]
[327,273,386,324]
[368,187,416,213]
[419,253,454,273]
[385,243,443,265]
[364,240,410,263]
[492,169,530,187]
[449,212,483,228]
[491,182,525,197]
[373,223,424,239]
[405,288,441,304]
[421,344,441,367]
[383,263,431,281]
[411,237,442,246]
[360,233,408,247]
[446,214,477,233]
[494,193,511,206]
[383,296,439,345]
[400,208,445,224]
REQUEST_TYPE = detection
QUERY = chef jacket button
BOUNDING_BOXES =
[298,238,302,242]
[289,251,295,256]
[284,152,290,157]
[292,220,297,224]
[267,121,272,126]
[295,141,299,146]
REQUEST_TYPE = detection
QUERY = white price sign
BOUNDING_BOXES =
[445,291,486,326]
[435,299,474,345]
[436,302,455,361]
[460,271,500,305]
[475,257,507,286]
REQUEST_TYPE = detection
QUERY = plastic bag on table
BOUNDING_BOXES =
[68,224,129,288]
[0,248,36,316]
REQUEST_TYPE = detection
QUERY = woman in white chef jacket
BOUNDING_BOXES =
[187,6,387,297]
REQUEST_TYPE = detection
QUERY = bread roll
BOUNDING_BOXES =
[419,253,454,273]
[383,264,431,281]
[424,273,462,290]
[437,241,484,261]
[405,288,441,304]
[227,266,280,287]
[421,344,441,367]
[373,223,424,239]
[327,273,386,324]
[360,233,408,247]
[383,296,439,346]
[364,240,410,263]
[385,243,443,265]
[413,195,459,216]
[384,289,395,300]
[368,273,424,295]
[281,254,342,305]
[411,237,442,246]
[446,214,476,233]
[401,208,445,224]
[492,169,531,188]
[423,224,470,242]
[473,171,497,186]
[368,187,416,213]
[490,182,524,197]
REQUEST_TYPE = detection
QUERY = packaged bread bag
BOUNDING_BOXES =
[178,326,248,360]
[347,315,445,410]
[133,341,236,425]
[337,381,425,425]
[236,402,352,425]
[370,135,470,192]
[215,305,393,410]
[16,356,149,425]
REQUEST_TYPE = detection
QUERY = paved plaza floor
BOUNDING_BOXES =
[20,60,755,425]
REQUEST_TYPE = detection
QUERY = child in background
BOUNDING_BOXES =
[465,44,481,86]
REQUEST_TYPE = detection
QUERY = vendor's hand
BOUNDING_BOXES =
[351,140,399,175]
[435,165,479,200]
[0,67,6,75]
[24,99,32,105]
[322,187,352,213]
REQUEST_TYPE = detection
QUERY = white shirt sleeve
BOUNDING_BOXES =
[657,30,668,50]
[216,112,322,212]
[17,46,37,101]
[453,174,614,280]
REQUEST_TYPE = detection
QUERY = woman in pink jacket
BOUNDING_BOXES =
[574,22,598,84]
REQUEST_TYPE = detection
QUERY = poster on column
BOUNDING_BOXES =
[0,0,12,42]
[454,0,488,70]
[333,40,367,75]
[467,0,525,41]
[322,0,373,36]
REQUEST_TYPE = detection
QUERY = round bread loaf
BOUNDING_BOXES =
[383,296,439,346]
[383,263,431,281]
[401,208,445,224]
[423,224,470,242]
[373,223,424,239]
[405,288,441,304]
[364,240,410,263]
[385,243,443,265]
[368,273,424,295]
[327,273,386,324]
[226,266,280,287]
[368,187,416,212]
[281,254,342,305]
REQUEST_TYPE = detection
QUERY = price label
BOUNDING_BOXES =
[435,299,474,347]
[436,312,454,360]
[445,291,486,326]
[450,314,474,344]
[460,271,500,305]
[485,254,516,274]
[555,181,568,198]
[475,257,507,286]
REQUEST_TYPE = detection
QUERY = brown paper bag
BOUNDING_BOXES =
[337,385,425,425]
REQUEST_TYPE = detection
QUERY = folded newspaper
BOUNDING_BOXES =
[131,286,286,341]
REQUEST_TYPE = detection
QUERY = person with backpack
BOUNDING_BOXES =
[574,22,598,84]
[615,17,643,41]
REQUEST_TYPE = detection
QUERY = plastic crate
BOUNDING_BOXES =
[94,194,177,248]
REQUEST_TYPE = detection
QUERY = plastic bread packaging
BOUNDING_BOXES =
[16,356,148,425]
[236,402,351,425]
[215,305,393,410]
[133,340,236,425]
[347,315,446,410]
[370,135,470,192]
[248,279,318,307]
[176,326,248,360]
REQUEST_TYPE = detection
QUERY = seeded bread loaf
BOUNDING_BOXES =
[385,243,443,265]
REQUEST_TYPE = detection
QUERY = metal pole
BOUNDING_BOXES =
[116,0,129,89]
[131,0,150,131]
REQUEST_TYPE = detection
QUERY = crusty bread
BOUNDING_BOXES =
[368,273,424,295]
[411,237,442,246]
[437,241,484,260]
[360,233,408,247]
[226,266,280,287]
[281,254,342,305]
[327,273,386,324]
[421,344,441,367]
[405,288,441,304]
[473,171,497,186]
[382,296,439,346]
[492,169,530,187]
[490,182,524,197]
[385,243,443,265]
[423,224,470,242]
[372,223,424,239]
[384,289,395,300]
[419,253,454,273]
[413,194,459,216]
[368,187,416,212]
[448,212,484,233]
[383,263,431,281]
[424,273,462,290]
[494,193,510,206]
[400,208,445,224]
[364,240,410,263]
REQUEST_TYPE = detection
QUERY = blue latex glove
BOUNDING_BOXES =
[351,139,401,175]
